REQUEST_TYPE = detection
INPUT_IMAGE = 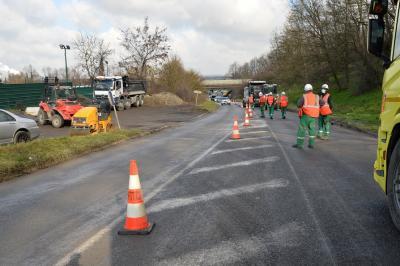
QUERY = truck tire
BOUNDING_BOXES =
[124,99,131,109]
[14,131,30,144]
[387,140,400,231]
[52,114,64,128]
[117,102,125,111]
[139,95,144,106]
[37,109,48,125]
[133,96,140,108]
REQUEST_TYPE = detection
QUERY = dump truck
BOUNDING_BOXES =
[37,77,83,128]
[242,81,267,107]
[368,0,400,230]
[93,76,147,111]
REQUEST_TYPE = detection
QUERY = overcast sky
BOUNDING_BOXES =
[0,0,290,77]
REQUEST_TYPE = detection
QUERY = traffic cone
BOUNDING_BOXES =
[231,116,241,139]
[244,111,251,127]
[249,107,253,119]
[118,160,155,235]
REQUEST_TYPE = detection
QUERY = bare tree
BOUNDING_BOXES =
[120,17,171,79]
[73,33,113,81]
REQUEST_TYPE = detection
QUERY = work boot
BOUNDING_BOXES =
[292,144,303,149]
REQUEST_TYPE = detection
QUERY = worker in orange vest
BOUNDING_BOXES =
[266,92,275,119]
[248,94,254,109]
[259,92,266,118]
[279,92,288,119]
[318,84,333,140]
[293,84,325,149]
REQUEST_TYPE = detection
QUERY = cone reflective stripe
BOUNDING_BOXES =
[231,116,241,139]
[249,108,253,119]
[244,111,250,127]
[118,160,155,235]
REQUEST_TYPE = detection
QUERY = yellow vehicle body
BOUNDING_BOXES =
[70,107,112,136]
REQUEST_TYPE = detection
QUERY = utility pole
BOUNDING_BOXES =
[105,60,109,76]
[59,44,70,81]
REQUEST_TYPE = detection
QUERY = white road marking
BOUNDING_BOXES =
[211,144,273,155]
[148,179,288,213]
[158,222,304,265]
[188,156,279,175]
[225,136,271,142]
[239,130,269,135]
[55,131,232,266]
[265,121,336,263]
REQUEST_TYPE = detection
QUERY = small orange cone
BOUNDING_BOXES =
[231,116,241,139]
[244,110,251,127]
[118,160,155,235]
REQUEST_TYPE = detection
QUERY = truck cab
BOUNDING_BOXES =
[368,0,400,230]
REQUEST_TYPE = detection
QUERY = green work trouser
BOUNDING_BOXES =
[296,115,317,147]
[318,115,331,138]
[268,105,274,118]
[260,104,265,117]
[281,107,287,118]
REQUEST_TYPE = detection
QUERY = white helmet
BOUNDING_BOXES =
[259,92,263,96]
[269,92,272,95]
[322,84,329,90]
[304,84,313,92]
[281,92,286,95]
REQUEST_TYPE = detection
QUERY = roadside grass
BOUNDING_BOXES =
[0,129,142,182]
[197,100,220,112]
[286,87,381,133]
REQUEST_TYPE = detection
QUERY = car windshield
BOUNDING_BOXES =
[94,80,113,91]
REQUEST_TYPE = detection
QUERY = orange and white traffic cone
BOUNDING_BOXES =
[231,116,241,139]
[244,111,251,127]
[118,160,155,235]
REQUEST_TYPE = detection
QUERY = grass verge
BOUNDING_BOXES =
[286,87,381,134]
[0,129,143,182]
[197,100,220,112]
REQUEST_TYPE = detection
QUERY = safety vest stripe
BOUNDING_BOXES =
[126,203,147,218]
[129,175,142,190]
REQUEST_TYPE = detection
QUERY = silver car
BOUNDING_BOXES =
[0,109,40,144]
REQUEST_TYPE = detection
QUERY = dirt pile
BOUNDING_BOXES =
[144,92,185,106]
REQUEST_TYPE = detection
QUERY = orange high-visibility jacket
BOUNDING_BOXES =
[320,93,332,116]
[267,95,274,105]
[249,95,254,104]
[302,93,320,118]
[280,95,288,107]
[259,95,266,105]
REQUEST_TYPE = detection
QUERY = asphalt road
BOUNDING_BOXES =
[38,105,203,138]
[1,105,400,265]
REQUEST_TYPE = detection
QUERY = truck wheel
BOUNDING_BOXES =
[52,114,64,128]
[14,131,30,144]
[37,109,48,125]
[139,95,144,106]
[387,140,400,231]
[124,99,131,109]
[133,96,140,108]
[117,102,125,111]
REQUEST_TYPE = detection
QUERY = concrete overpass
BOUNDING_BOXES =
[201,79,250,99]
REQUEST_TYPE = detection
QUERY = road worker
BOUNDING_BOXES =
[279,92,288,119]
[293,84,325,149]
[248,94,254,109]
[266,92,275,119]
[259,92,266,118]
[318,84,333,140]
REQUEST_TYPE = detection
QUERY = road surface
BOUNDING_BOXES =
[1,105,399,265]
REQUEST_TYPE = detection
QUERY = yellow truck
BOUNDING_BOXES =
[368,0,400,230]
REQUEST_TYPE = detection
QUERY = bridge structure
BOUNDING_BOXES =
[201,79,250,99]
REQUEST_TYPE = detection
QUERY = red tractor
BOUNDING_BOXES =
[37,78,83,128]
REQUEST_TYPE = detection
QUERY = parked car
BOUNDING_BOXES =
[219,97,231,105]
[0,109,40,144]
